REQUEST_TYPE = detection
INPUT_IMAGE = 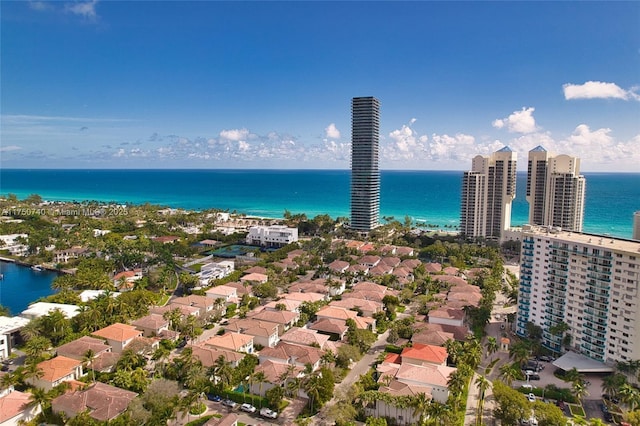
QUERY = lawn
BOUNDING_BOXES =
[568,403,585,417]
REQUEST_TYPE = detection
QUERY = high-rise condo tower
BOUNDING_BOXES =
[460,147,517,240]
[350,96,380,232]
[526,146,585,232]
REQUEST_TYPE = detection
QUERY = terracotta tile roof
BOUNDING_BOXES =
[52,382,137,422]
[410,329,454,346]
[392,266,413,279]
[56,336,111,360]
[36,356,82,382]
[401,343,448,365]
[357,243,376,253]
[203,412,238,426]
[429,307,465,321]
[309,318,349,336]
[329,298,383,314]
[327,260,350,272]
[280,327,330,348]
[131,314,169,330]
[225,318,279,338]
[395,362,456,387]
[342,290,385,303]
[171,295,215,310]
[424,262,442,273]
[259,342,323,366]
[381,257,401,267]
[379,379,432,398]
[413,323,470,342]
[254,359,303,384]
[91,352,120,372]
[431,275,468,286]
[316,306,358,321]
[442,266,460,276]
[205,285,237,297]
[224,281,253,296]
[288,282,329,294]
[400,259,422,269]
[151,303,200,317]
[0,390,31,423]
[189,345,245,367]
[264,299,301,312]
[282,292,326,303]
[92,323,142,343]
[249,309,299,325]
[152,236,180,243]
[240,273,268,282]
[204,332,253,352]
[244,266,268,275]
[352,281,389,294]
[346,264,368,274]
[395,246,415,256]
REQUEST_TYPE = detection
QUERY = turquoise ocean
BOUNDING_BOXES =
[1,169,638,239]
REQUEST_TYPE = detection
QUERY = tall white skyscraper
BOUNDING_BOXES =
[633,211,640,241]
[350,96,381,232]
[526,146,586,232]
[460,147,517,239]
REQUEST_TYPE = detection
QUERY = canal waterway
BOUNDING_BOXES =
[0,261,58,316]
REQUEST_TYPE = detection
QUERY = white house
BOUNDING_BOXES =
[20,303,80,320]
[0,317,30,361]
[0,234,28,257]
[246,225,298,248]
[0,387,42,426]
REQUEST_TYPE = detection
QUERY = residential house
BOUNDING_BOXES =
[282,292,326,304]
[248,310,299,335]
[364,379,432,426]
[327,260,349,274]
[171,295,216,317]
[288,281,329,295]
[259,342,324,372]
[328,298,383,318]
[225,318,280,348]
[240,272,268,284]
[263,299,301,313]
[0,234,28,257]
[358,255,381,268]
[20,303,80,320]
[150,303,200,319]
[27,356,83,391]
[400,343,448,366]
[151,236,180,244]
[205,285,239,305]
[0,316,30,360]
[0,387,41,426]
[54,247,89,263]
[245,225,298,247]
[56,336,112,361]
[249,360,303,397]
[52,382,137,422]
[428,307,466,328]
[309,319,349,341]
[203,413,238,426]
[203,332,254,354]
[279,327,331,350]
[131,314,170,337]
[189,345,245,368]
[92,323,143,353]
[244,266,268,275]
[112,269,143,290]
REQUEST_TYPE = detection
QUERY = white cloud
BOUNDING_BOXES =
[492,107,538,134]
[65,0,98,19]
[567,124,613,146]
[563,81,640,101]
[325,123,341,139]
[219,128,250,141]
[29,1,52,11]
[0,145,22,152]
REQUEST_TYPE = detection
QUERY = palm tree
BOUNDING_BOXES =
[83,349,96,383]
[210,355,233,390]
[572,381,589,404]
[410,392,431,425]
[303,372,323,414]
[485,336,499,360]
[498,362,522,386]
[619,383,640,411]
[28,386,51,411]
[602,373,626,399]
[509,341,531,367]
[252,371,268,407]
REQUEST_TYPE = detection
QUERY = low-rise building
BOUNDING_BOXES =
[0,387,42,426]
[203,332,254,354]
[0,316,30,360]
[52,382,137,422]
[27,356,83,391]
[92,323,143,353]
[20,303,80,320]
[245,225,298,248]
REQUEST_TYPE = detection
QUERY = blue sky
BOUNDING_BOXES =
[1,1,639,171]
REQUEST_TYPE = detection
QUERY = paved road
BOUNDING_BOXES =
[312,329,390,426]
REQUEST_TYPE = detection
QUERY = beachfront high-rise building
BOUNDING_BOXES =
[350,96,380,232]
[633,211,640,241]
[526,146,586,232]
[516,225,640,367]
[460,147,517,240]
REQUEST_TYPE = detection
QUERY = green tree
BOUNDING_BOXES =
[492,381,528,425]
[265,385,284,410]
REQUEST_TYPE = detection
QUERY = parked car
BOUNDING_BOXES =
[207,394,222,402]
[529,374,541,381]
[527,393,536,402]
[604,412,614,422]
[260,407,278,419]
[222,399,237,408]
[240,403,256,413]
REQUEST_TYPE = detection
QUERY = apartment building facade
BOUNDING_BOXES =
[517,225,640,365]
[460,147,517,240]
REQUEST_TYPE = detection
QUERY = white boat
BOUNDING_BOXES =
[31,265,43,272]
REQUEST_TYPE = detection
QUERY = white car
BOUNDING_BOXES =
[240,403,256,413]
[260,407,278,419]
[527,393,536,402]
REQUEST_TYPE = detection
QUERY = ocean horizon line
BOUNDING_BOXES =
[1,168,638,175]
